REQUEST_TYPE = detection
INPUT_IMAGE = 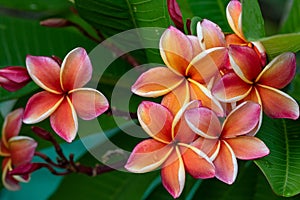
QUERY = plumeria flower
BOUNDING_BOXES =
[197,0,266,66]
[185,101,269,184]
[0,108,37,190]
[0,66,31,92]
[125,101,215,198]
[212,45,299,120]
[226,0,266,65]
[23,47,109,142]
[132,26,226,116]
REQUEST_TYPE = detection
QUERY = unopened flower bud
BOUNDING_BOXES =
[40,18,71,28]
[0,66,31,91]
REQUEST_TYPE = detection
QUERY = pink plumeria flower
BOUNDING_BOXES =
[132,26,226,116]
[197,0,266,66]
[212,45,299,120]
[0,108,37,190]
[125,101,215,198]
[23,47,109,142]
[185,101,269,184]
[0,66,31,92]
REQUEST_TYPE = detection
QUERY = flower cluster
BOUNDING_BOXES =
[126,0,299,198]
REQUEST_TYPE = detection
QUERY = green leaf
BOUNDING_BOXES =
[191,161,291,200]
[177,0,231,33]
[259,33,300,60]
[289,74,300,102]
[241,0,265,40]
[255,116,300,197]
[280,0,300,33]
[75,0,170,37]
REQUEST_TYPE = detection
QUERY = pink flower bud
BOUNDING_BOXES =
[40,18,71,28]
[167,0,184,32]
[0,66,31,91]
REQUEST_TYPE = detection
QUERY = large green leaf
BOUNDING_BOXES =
[241,0,265,40]
[255,116,300,197]
[259,33,300,60]
[75,0,170,37]
[279,0,300,33]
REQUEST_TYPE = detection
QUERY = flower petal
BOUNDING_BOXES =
[172,100,201,142]
[23,91,64,124]
[161,147,185,199]
[257,85,299,119]
[8,136,37,167]
[2,158,20,191]
[197,19,226,49]
[185,107,221,139]
[189,79,224,117]
[256,52,296,89]
[187,35,203,57]
[160,26,193,75]
[0,66,30,83]
[26,55,62,94]
[226,0,244,40]
[192,137,220,161]
[252,41,267,66]
[229,45,262,83]
[125,139,173,173]
[212,72,252,102]
[161,80,190,116]
[2,108,23,147]
[214,140,238,184]
[226,136,269,160]
[131,67,184,97]
[60,47,92,91]
[225,34,245,46]
[180,144,215,179]
[138,101,173,143]
[222,101,261,138]
[186,47,227,84]
[50,97,78,142]
[69,88,109,120]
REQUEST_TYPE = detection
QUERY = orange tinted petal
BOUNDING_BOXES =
[23,91,64,124]
[50,97,78,142]
[160,26,193,75]
[125,139,173,173]
[69,88,109,120]
[2,108,23,146]
[180,144,215,179]
[197,19,226,49]
[256,52,296,89]
[226,136,269,160]
[229,45,262,83]
[187,35,202,57]
[60,47,92,91]
[161,147,185,199]
[131,67,184,97]
[187,47,227,84]
[257,85,299,119]
[26,55,62,93]
[225,34,246,46]
[138,101,173,143]
[212,72,252,102]
[189,79,224,117]
[222,101,261,138]
[8,136,37,167]
[214,140,238,184]
[226,0,244,40]
[161,81,190,116]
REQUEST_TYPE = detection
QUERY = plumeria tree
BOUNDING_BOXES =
[1,0,300,199]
